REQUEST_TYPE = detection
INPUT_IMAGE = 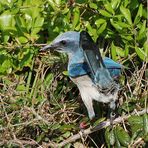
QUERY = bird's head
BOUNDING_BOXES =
[40,31,80,55]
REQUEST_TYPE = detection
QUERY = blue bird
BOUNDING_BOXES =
[41,31,122,121]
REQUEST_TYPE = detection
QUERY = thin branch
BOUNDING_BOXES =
[0,108,147,147]
[47,108,148,147]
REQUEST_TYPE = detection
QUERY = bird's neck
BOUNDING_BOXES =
[68,48,84,65]
[68,48,89,77]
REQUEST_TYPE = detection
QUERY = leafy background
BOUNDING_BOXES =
[0,0,147,147]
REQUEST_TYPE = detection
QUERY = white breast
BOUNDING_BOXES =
[71,75,118,103]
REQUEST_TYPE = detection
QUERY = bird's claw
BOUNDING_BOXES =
[110,111,116,126]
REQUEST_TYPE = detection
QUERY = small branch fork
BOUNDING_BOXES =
[1,108,147,148]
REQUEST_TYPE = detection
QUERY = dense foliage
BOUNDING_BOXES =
[0,0,147,147]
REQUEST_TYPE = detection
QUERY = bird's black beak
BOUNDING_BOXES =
[40,44,55,52]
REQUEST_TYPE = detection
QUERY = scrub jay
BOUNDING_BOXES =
[41,31,121,121]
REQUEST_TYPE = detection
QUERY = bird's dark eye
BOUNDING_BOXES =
[60,40,67,45]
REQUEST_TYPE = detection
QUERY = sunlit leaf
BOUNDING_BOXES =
[63,71,69,76]
[135,47,148,61]
[0,10,15,31]
[134,4,143,24]
[120,5,132,25]
[99,9,112,17]
[89,2,98,10]
[111,42,117,61]
[48,0,59,10]
[110,19,122,31]
[72,7,80,30]
[128,115,143,134]
[95,19,106,27]
[111,0,121,9]
[97,22,107,35]
[32,17,44,35]
[16,84,26,91]
[116,126,130,146]
[137,20,146,41]
[17,36,28,43]
[0,54,12,75]
[104,1,115,15]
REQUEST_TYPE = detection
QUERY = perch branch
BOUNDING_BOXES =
[47,108,148,147]
[0,108,147,147]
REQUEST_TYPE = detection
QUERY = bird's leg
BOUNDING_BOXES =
[109,101,116,126]
[82,97,95,121]
[80,97,95,130]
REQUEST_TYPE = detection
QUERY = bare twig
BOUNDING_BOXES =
[46,108,148,147]
[0,108,147,147]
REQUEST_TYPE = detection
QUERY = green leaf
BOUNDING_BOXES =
[128,115,143,125]
[104,1,115,15]
[110,129,115,145]
[129,0,139,10]
[17,36,28,43]
[3,34,10,43]
[48,0,59,10]
[89,2,98,10]
[32,17,44,35]
[19,50,34,69]
[111,0,121,9]
[95,19,106,27]
[124,44,129,57]
[105,128,111,147]
[111,43,125,58]
[0,54,12,75]
[97,22,107,35]
[62,131,71,138]
[51,123,61,130]
[44,73,54,87]
[60,124,75,131]
[55,0,61,5]
[116,126,130,146]
[111,42,117,61]
[123,0,130,7]
[110,19,122,31]
[144,40,148,56]
[116,46,125,57]
[15,16,27,33]
[105,128,115,147]
[135,47,148,62]
[128,115,143,134]
[134,4,143,24]
[34,17,44,28]
[120,5,132,25]
[117,21,131,28]
[120,34,133,41]
[99,9,112,17]
[137,20,146,41]
[85,21,97,39]
[16,84,26,91]
[24,14,32,31]
[143,114,148,135]
[72,7,80,30]
[0,10,15,31]
[62,71,69,76]
[93,117,105,127]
